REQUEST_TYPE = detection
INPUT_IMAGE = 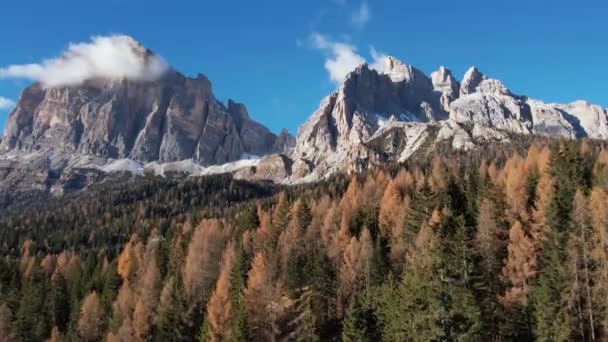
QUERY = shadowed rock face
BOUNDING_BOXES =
[1,71,294,166]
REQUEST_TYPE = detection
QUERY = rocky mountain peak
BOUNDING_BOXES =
[102,36,170,80]
[477,79,511,96]
[273,129,296,156]
[431,66,459,112]
[431,66,460,91]
[458,66,511,97]
[116,35,151,56]
[0,49,294,170]
[431,66,459,96]
[291,59,608,182]
[227,99,250,125]
[460,66,486,96]
[375,56,428,84]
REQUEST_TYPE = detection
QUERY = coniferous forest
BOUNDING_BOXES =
[1,138,608,341]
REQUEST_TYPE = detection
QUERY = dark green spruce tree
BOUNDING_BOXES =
[531,142,585,341]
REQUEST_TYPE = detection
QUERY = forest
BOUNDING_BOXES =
[0,138,608,341]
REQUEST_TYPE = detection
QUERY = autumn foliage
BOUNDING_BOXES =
[0,139,607,341]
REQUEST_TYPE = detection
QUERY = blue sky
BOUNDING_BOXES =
[0,0,607,135]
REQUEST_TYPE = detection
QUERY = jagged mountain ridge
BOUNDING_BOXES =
[2,45,608,195]
[291,57,608,179]
[1,70,294,165]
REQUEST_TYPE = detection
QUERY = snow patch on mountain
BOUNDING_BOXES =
[99,159,144,176]
[142,157,260,178]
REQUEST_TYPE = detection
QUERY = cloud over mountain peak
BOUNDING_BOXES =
[0,35,168,88]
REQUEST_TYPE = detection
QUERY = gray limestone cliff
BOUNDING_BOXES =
[291,58,608,180]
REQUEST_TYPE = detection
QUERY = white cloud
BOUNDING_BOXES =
[370,46,391,73]
[311,35,394,85]
[351,2,371,28]
[311,33,366,85]
[0,35,168,88]
[0,97,15,110]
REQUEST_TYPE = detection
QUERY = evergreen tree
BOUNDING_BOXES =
[375,223,443,341]
[100,261,120,325]
[244,253,274,341]
[203,243,235,342]
[475,195,509,340]
[270,192,291,250]
[230,247,249,342]
[589,188,608,339]
[404,182,436,240]
[49,274,70,334]
[531,225,573,341]
[532,141,585,341]
[155,276,190,342]
[568,190,597,341]
[15,265,51,341]
[436,213,482,341]
[342,294,379,342]
[293,198,312,233]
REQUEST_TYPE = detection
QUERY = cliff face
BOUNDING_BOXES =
[1,70,293,166]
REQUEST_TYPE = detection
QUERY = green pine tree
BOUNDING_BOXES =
[230,247,248,342]
[342,293,378,342]
[49,273,70,333]
[531,142,584,341]
[375,227,444,341]
[15,264,51,341]
[436,214,482,341]
[531,226,572,341]
[155,275,190,342]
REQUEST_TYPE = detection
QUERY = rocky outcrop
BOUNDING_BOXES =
[556,101,608,139]
[236,154,293,182]
[460,67,486,96]
[272,129,296,155]
[431,66,459,112]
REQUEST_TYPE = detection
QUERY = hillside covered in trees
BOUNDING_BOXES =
[1,138,608,341]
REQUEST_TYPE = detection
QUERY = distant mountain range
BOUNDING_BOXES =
[1,37,607,203]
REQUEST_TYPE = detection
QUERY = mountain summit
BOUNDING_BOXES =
[0,37,294,202]
[291,58,608,179]
[1,73,291,165]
